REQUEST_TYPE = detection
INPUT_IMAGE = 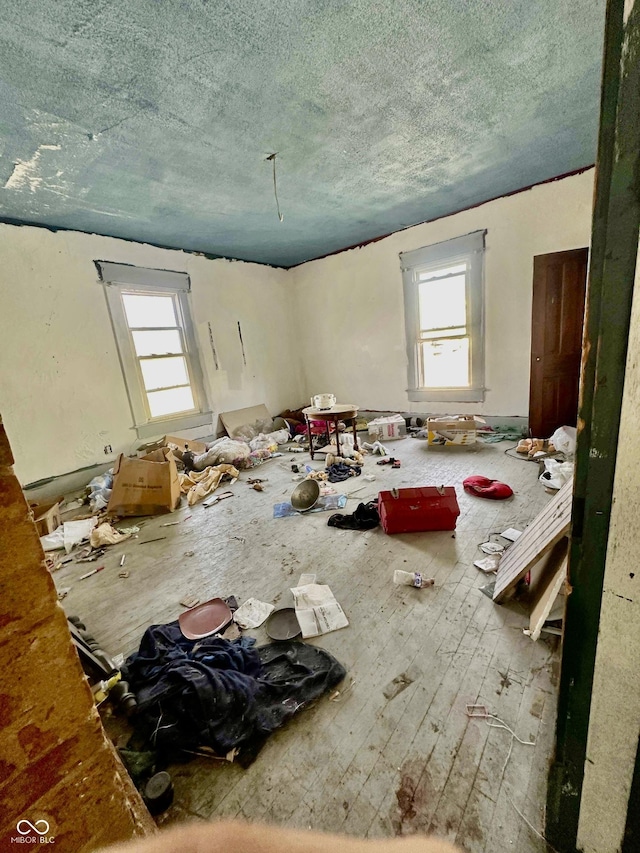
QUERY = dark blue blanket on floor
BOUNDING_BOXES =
[124,621,345,762]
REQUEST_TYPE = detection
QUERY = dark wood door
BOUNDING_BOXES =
[529,248,589,438]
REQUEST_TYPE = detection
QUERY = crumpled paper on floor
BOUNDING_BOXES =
[289,583,349,638]
[90,522,133,548]
[179,464,239,505]
[233,598,275,629]
[41,517,99,553]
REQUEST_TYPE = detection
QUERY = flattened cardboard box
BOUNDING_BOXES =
[107,448,181,517]
[138,434,207,456]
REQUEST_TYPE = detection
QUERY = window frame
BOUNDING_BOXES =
[400,230,486,403]
[96,261,212,438]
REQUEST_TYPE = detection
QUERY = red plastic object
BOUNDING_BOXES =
[378,487,460,534]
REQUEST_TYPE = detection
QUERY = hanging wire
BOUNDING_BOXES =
[266,153,284,222]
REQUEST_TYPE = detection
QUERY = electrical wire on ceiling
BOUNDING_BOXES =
[266,153,284,222]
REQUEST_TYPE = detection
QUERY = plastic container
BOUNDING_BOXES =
[393,570,435,588]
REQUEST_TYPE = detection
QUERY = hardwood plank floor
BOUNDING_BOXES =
[54,435,559,851]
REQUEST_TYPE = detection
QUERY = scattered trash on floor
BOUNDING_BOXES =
[87,470,114,512]
[289,583,349,638]
[393,570,435,588]
[473,555,501,573]
[79,565,105,580]
[178,597,232,639]
[539,458,574,490]
[383,666,420,700]
[274,494,347,518]
[202,490,234,508]
[329,677,355,702]
[265,607,301,640]
[500,527,522,541]
[233,598,275,629]
[119,570,130,579]
[90,522,133,548]
[179,594,201,609]
[180,463,239,505]
[328,501,380,530]
[480,541,505,555]
[184,550,195,557]
[362,441,387,456]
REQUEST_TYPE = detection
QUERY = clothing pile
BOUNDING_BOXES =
[123,622,346,765]
[328,501,380,531]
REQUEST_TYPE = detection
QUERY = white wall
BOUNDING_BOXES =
[0,169,595,485]
[290,169,595,416]
[0,226,304,485]
[577,240,640,853]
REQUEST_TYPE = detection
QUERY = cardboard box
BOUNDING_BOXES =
[107,448,181,517]
[31,499,63,536]
[427,416,483,446]
[138,435,207,456]
[379,487,460,533]
[367,414,407,441]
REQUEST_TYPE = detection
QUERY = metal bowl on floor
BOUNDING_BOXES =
[290,478,320,512]
[265,607,301,641]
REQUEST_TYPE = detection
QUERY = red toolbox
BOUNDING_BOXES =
[378,486,460,534]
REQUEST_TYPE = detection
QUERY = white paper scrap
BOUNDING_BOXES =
[63,518,99,553]
[289,583,349,638]
[233,598,275,629]
[480,541,505,555]
[40,525,65,552]
[473,555,501,573]
[297,573,317,586]
[501,527,522,542]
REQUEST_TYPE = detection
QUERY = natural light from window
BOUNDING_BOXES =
[122,293,197,419]
[416,261,470,388]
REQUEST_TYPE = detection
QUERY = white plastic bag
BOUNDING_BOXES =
[539,459,575,490]
[549,426,577,456]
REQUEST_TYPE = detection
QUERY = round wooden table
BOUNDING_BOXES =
[302,404,360,460]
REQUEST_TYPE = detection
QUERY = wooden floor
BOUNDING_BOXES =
[55,436,559,852]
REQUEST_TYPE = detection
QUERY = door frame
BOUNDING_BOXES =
[546,0,640,848]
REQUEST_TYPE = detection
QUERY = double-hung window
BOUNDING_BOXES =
[97,261,211,438]
[401,230,486,403]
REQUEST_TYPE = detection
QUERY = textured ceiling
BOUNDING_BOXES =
[0,0,605,267]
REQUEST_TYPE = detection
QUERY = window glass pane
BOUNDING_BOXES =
[421,327,466,340]
[420,337,470,388]
[140,356,189,391]
[418,262,467,282]
[132,329,183,356]
[419,275,467,331]
[147,386,196,418]
[122,294,176,328]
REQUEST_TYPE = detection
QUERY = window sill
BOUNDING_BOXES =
[407,388,486,403]
[134,411,214,439]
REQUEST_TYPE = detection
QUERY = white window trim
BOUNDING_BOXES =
[400,230,486,403]
[96,261,212,439]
